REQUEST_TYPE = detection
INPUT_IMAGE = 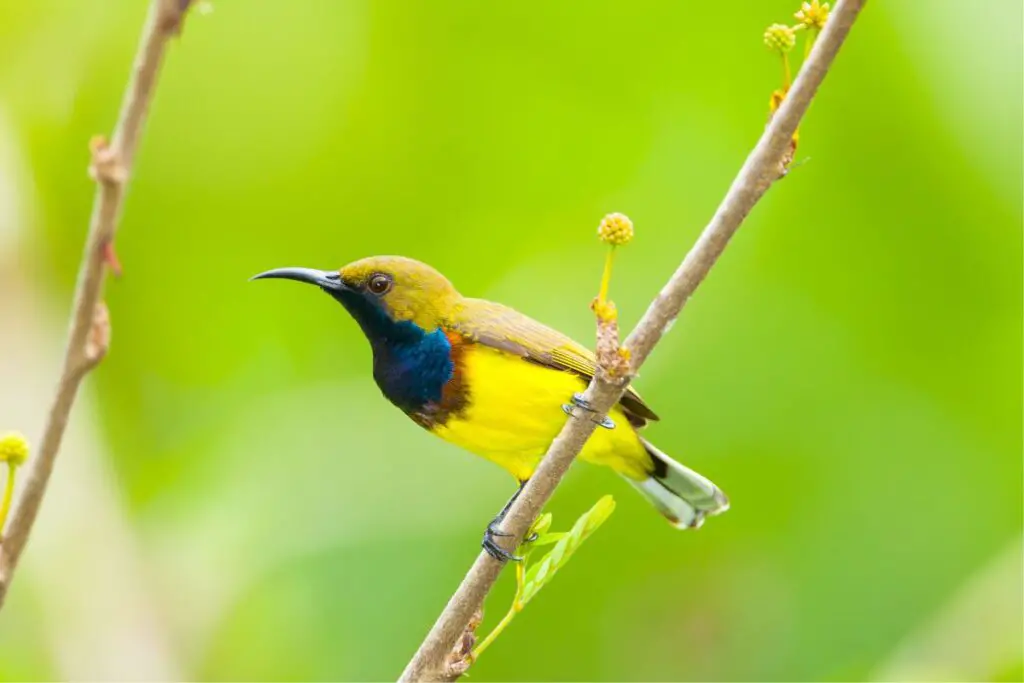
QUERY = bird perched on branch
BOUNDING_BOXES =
[253,256,728,560]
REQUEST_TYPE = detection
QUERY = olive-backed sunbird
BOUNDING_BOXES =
[253,256,728,559]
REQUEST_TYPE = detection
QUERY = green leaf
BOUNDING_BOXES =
[527,532,567,548]
[530,512,553,537]
[519,495,616,606]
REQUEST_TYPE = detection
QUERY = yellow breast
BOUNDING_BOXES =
[432,344,650,481]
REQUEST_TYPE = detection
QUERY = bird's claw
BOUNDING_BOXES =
[570,392,593,411]
[486,520,512,538]
[561,393,615,429]
[482,524,522,562]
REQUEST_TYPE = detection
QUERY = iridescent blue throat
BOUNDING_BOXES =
[329,288,454,415]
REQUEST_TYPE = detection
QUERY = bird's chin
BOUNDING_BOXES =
[323,286,352,304]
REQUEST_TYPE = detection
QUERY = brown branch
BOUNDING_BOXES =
[398,1,866,680]
[0,0,194,609]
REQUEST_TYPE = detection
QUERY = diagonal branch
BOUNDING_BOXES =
[399,1,866,679]
[0,0,194,610]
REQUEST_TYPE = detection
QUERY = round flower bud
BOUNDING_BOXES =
[795,1,830,30]
[598,213,634,247]
[0,432,29,467]
[764,24,796,54]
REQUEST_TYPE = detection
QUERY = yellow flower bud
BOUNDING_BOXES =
[764,24,796,54]
[597,213,634,247]
[795,0,829,31]
[0,432,29,467]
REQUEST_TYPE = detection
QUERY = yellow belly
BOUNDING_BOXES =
[432,345,651,481]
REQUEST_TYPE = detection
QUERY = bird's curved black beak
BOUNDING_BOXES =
[250,267,346,292]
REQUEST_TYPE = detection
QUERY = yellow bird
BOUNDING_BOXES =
[253,256,728,560]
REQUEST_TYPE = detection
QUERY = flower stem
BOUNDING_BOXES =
[597,247,616,305]
[804,28,818,62]
[473,550,528,660]
[0,464,17,536]
[472,603,518,659]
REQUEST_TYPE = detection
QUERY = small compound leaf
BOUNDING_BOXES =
[520,495,616,605]
[528,532,567,548]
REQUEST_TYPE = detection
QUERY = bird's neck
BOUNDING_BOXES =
[332,289,459,419]
[370,326,455,416]
[332,289,422,345]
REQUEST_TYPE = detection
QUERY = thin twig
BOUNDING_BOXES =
[0,0,193,609]
[399,1,865,679]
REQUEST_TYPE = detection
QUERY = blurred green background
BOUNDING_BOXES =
[0,1,1021,681]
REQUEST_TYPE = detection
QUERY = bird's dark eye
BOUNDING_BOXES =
[367,273,393,295]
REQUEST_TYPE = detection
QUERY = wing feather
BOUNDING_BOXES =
[450,298,659,424]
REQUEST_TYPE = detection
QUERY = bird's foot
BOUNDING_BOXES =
[482,521,522,563]
[561,392,615,429]
[569,392,594,411]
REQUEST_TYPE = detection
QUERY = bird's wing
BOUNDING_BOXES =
[450,298,659,424]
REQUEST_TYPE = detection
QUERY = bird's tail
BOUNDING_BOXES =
[624,438,729,529]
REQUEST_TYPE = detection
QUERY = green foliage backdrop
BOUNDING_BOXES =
[0,1,1020,680]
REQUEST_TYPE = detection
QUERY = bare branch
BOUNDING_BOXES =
[0,0,194,609]
[399,1,866,679]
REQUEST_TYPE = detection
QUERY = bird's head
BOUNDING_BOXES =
[252,256,461,341]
